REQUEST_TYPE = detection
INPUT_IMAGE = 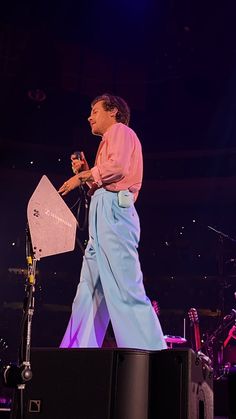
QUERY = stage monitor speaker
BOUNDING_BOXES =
[10,348,213,419]
[150,348,213,419]
[11,348,150,419]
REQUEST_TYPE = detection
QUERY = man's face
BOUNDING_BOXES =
[88,100,117,136]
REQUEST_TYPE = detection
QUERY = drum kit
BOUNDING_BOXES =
[160,224,236,379]
[153,301,236,379]
[161,309,236,379]
[200,308,236,378]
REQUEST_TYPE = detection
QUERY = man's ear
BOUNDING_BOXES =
[109,107,118,118]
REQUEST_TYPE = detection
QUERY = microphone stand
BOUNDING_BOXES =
[4,174,78,417]
[5,225,35,419]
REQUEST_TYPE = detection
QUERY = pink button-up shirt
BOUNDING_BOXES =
[90,123,143,201]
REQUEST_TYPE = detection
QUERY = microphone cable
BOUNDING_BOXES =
[69,185,89,255]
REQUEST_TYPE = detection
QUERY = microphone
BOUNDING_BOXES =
[71,150,83,174]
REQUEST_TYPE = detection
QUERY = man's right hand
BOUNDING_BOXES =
[71,151,89,174]
[58,175,82,196]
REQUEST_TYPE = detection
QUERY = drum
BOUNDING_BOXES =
[164,335,187,348]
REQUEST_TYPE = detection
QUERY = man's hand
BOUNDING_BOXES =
[58,175,82,196]
[71,151,89,174]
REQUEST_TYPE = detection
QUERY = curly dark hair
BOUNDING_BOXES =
[91,93,130,126]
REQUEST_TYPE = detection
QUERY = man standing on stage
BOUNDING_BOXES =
[59,93,166,350]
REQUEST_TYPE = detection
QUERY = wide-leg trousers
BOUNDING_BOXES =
[60,188,167,350]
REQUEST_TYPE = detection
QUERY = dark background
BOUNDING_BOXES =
[1,0,236,364]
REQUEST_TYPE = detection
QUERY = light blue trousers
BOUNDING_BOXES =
[60,188,167,350]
